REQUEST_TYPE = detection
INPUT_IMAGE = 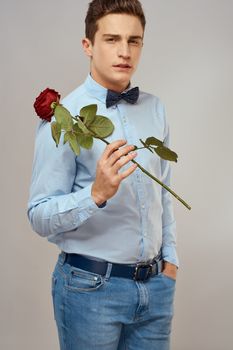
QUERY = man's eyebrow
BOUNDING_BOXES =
[103,34,143,40]
[128,35,143,40]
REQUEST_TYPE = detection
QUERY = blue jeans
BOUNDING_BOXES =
[51,252,176,350]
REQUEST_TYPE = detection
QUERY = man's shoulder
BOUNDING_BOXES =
[139,89,165,110]
[61,82,86,114]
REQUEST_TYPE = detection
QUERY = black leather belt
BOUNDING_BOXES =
[64,252,164,281]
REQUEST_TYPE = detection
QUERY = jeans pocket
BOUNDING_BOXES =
[65,266,105,292]
[161,272,177,283]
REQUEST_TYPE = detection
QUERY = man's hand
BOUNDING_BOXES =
[162,261,178,281]
[91,139,138,206]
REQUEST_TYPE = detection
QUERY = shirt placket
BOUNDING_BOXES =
[117,105,149,262]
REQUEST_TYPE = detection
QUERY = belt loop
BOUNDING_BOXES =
[105,263,112,281]
[59,251,66,266]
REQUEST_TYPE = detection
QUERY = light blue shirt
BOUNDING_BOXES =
[27,74,178,266]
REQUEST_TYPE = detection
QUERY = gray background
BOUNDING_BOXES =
[1,0,233,349]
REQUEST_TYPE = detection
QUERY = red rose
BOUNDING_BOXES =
[33,88,60,122]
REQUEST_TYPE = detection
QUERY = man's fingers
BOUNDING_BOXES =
[119,163,138,180]
[113,151,137,172]
[108,144,136,166]
[102,139,127,160]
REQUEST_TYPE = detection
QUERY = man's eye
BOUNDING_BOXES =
[129,40,140,45]
[106,38,115,42]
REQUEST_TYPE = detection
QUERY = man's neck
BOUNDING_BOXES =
[90,72,130,93]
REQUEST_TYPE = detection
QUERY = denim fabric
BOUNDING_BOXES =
[51,252,176,350]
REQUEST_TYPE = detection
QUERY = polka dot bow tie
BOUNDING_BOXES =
[106,87,139,108]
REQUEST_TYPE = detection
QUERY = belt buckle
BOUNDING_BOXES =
[133,262,153,281]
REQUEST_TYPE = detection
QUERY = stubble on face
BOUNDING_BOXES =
[88,14,144,92]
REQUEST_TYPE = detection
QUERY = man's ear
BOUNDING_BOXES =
[82,38,93,57]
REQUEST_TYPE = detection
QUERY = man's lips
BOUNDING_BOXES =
[113,64,132,69]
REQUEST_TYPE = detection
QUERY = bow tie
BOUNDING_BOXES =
[106,86,139,108]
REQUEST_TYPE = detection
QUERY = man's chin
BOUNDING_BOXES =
[108,73,132,90]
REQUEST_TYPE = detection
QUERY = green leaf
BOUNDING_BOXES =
[63,132,69,144]
[77,134,93,149]
[154,146,178,162]
[73,123,93,149]
[145,136,164,147]
[64,131,80,156]
[79,104,97,126]
[73,122,84,134]
[54,105,73,131]
[88,115,114,138]
[51,121,61,147]
[139,139,153,153]
[77,119,91,135]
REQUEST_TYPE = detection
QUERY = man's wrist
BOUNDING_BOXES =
[91,184,107,207]
[163,261,178,271]
[162,261,178,280]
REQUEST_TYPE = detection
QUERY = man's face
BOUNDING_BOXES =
[83,14,144,92]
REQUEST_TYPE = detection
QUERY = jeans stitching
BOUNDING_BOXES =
[64,276,105,292]
[122,325,128,350]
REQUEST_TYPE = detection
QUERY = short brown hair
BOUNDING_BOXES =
[85,0,146,43]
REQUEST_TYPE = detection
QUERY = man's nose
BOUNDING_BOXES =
[117,42,130,58]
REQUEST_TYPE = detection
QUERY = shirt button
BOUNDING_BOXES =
[142,204,145,209]
[112,105,117,109]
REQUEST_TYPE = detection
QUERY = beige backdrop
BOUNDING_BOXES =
[1,0,233,349]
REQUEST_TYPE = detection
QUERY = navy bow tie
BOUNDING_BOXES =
[106,86,139,108]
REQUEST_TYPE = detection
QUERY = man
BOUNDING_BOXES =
[28,0,178,349]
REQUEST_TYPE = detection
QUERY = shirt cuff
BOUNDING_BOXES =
[97,201,107,208]
[162,245,179,268]
[78,182,107,210]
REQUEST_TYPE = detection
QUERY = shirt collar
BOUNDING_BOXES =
[84,73,132,104]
